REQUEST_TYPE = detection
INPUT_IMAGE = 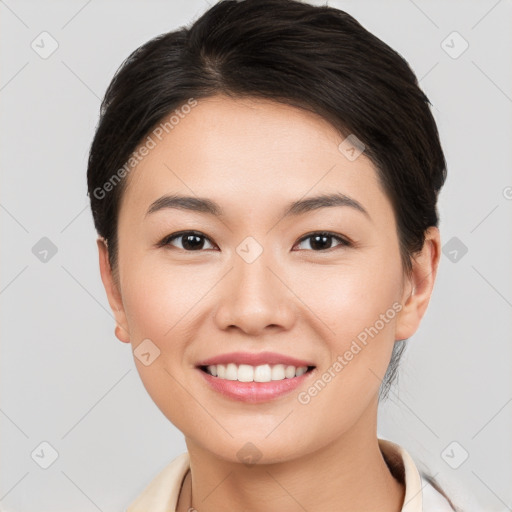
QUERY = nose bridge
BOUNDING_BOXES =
[214,242,295,333]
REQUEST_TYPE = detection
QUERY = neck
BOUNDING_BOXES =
[177,401,404,512]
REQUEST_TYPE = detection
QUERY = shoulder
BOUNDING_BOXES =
[125,452,190,512]
[378,438,456,512]
[421,474,458,512]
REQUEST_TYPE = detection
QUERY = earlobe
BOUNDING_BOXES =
[394,227,441,341]
[96,237,131,344]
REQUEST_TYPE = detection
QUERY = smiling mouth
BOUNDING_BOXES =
[198,363,316,382]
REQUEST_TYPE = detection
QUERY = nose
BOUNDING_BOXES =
[213,252,297,336]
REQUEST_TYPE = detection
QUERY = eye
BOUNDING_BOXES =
[294,231,351,252]
[158,231,216,251]
[158,230,351,252]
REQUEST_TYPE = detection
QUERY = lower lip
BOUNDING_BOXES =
[197,368,315,403]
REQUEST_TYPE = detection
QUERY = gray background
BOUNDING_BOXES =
[1,0,511,511]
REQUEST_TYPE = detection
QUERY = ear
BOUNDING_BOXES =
[97,237,131,343]
[395,227,441,341]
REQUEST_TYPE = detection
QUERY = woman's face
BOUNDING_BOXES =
[99,95,437,463]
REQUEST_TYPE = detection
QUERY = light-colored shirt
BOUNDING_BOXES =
[126,439,454,511]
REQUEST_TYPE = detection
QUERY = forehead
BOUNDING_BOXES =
[118,95,388,223]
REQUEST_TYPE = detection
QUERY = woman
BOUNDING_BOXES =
[87,0,458,510]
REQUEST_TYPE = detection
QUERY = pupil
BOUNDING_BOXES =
[310,234,331,250]
[183,234,204,250]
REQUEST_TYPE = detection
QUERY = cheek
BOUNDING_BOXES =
[121,254,207,341]
[293,251,403,411]
[118,257,198,400]
[296,251,403,347]
[119,271,202,435]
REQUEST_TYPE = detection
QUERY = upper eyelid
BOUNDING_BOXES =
[297,231,348,243]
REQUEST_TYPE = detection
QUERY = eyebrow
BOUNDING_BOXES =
[145,192,370,220]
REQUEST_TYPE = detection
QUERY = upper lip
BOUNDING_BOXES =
[196,351,315,368]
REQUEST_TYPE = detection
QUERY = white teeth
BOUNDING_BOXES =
[254,364,271,382]
[203,363,311,382]
[271,364,285,380]
[285,365,296,379]
[295,366,307,376]
[237,364,254,382]
[225,363,238,380]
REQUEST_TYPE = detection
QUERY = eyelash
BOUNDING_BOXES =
[157,230,352,252]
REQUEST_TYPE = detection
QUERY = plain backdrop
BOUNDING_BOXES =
[1,1,511,511]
